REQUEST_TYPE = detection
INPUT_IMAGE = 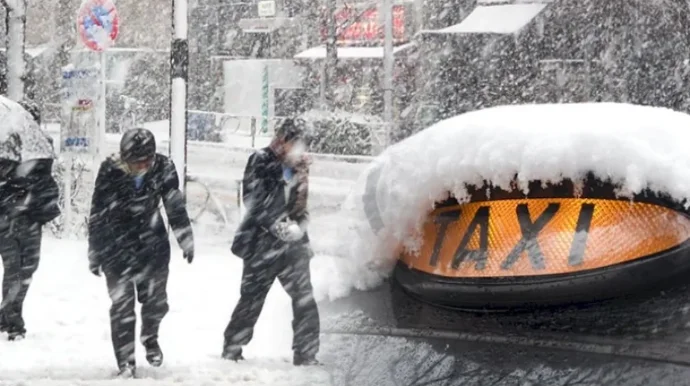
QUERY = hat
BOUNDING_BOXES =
[120,128,156,162]
[275,118,304,142]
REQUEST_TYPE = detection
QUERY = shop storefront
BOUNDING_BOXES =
[293,2,419,119]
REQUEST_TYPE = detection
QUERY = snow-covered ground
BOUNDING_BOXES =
[0,238,329,385]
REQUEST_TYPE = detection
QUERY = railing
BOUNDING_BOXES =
[41,108,384,160]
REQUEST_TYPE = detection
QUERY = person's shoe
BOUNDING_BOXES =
[293,353,320,366]
[0,312,10,333]
[116,363,136,378]
[7,331,24,341]
[144,340,164,367]
[221,345,245,362]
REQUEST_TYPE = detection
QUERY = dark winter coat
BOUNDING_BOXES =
[88,153,194,273]
[231,147,310,260]
[0,157,60,231]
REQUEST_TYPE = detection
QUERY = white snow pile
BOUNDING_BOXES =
[326,103,690,297]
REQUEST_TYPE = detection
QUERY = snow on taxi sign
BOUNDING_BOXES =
[77,0,119,52]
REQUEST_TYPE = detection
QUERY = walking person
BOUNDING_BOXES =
[0,97,60,341]
[88,128,195,377]
[225,118,320,366]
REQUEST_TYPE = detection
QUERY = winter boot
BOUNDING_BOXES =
[221,345,245,362]
[7,331,24,341]
[144,340,164,367]
[117,362,136,378]
[293,353,320,366]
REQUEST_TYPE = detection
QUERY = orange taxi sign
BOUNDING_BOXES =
[400,199,690,278]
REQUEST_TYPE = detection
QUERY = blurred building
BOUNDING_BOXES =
[400,0,690,138]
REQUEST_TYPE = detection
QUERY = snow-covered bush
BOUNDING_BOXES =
[299,109,383,156]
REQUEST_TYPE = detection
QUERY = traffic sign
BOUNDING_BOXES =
[77,0,119,52]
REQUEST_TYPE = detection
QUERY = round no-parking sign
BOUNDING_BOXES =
[77,0,119,52]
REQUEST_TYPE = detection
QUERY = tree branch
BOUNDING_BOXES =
[1,0,15,11]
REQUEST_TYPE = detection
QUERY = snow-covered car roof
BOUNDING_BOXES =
[334,103,690,292]
[0,95,54,161]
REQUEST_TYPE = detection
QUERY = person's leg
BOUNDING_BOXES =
[105,270,137,371]
[0,235,19,335]
[5,222,42,339]
[222,257,281,359]
[0,230,29,339]
[136,265,170,367]
[277,244,320,365]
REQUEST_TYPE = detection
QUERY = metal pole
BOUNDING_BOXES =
[3,0,26,101]
[62,155,72,238]
[382,0,394,150]
[97,51,106,171]
[323,0,337,106]
[171,0,189,198]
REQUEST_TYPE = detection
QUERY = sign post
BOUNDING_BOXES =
[60,67,100,237]
[58,0,118,237]
[76,0,119,168]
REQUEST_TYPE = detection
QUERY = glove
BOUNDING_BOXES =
[270,220,304,243]
[183,249,194,264]
[285,223,304,242]
[88,249,101,277]
[270,221,289,242]
[89,260,101,277]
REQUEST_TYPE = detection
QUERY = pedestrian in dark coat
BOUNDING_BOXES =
[88,128,194,378]
[225,118,320,366]
[0,98,60,341]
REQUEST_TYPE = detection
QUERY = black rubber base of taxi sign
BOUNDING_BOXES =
[394,240,690,310]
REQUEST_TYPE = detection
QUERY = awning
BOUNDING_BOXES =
[238,17,294,33]
[294,43,415,60]
[423,2,549,35]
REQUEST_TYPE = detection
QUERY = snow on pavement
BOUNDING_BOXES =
[0,238,332,385]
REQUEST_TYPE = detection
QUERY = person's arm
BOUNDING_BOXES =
[160,157,194,257]
[88,161,116,271]
[280,156,311,242]
[242,151,281,229]
[15,158,60,225]
[292,155,311,233]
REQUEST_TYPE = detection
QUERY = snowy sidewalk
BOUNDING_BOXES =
[0,238,333,385]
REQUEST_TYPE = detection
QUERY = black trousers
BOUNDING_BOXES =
[104,265,169,367]
[0,220,42,335]
[224,243,320,357]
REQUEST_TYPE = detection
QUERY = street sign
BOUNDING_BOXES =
[257,0,276,18]
[61,67,99,155]
[77,0,119,52]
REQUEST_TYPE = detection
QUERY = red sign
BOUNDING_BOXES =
[322,5,406,45]
[77,0,119,52]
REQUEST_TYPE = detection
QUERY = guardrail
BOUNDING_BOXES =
[43,109,382,162]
